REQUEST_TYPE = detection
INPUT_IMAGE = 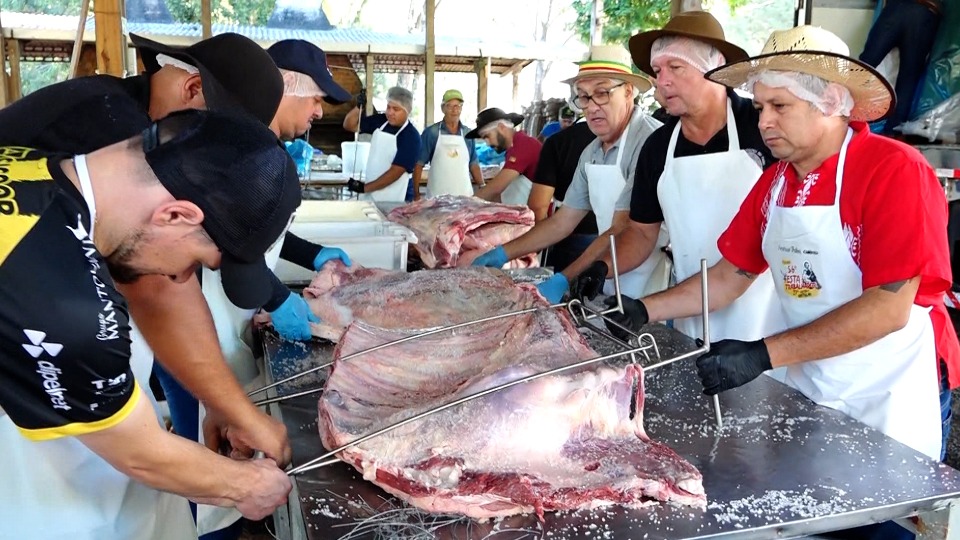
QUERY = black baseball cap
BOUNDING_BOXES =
[560,106,576,119]
[142,109,301,309]
[464,108,525,139]
[131,33,283,126]
[267,40,352,104]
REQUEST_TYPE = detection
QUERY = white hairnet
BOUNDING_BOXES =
[386,86,414,113]
[280,69,326,98]
[156,53,199,75]
[650,36,725,74]
[747,70,854,117]
[478,119,513,136]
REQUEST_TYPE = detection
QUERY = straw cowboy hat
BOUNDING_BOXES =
[561,45,652,93]
[705,26,894,122]
[629,10,748,77]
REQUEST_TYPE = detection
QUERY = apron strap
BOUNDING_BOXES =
[74,154,97,239]
[725,98,740,152]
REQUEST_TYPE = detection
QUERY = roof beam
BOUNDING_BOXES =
[499,59,526,78]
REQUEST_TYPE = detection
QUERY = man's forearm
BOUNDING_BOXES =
[412,163,424,199]
[600,222,659,278]
[365,165,406,192]
[564,213,632,279]
[470,162,483,185]
[475,170,518,201]
[118,275,254,421]
[643,258,755,322]
[765,277,920,368]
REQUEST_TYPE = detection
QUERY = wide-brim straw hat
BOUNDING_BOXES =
[561,45,652,93]
[705,25,894,122]
[629,10,748,77]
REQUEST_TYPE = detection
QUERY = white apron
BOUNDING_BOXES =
[658,100,786,341]
[361,120,412,203]
[427,128,473,197]
[586,121,670,298]
[501,174,534,207]
[762,129,941,460]
[0,155,196,540]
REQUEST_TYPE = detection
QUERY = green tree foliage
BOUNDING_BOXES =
[164,0,276,26]
[570,0,672,45]
[0,0,82,15]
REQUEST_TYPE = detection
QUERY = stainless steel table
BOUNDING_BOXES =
[261,324,960,539]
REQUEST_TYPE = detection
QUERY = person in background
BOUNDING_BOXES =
[0,109,297,540]
[568,10,784,346]
[413,89,483,198]
[344,86,421,202]
[610,30,959,540]
[466,107,540,206]
[538,105,578,141]
[472,45,664,303]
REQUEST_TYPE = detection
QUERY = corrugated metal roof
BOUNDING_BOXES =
[1,12,587,64]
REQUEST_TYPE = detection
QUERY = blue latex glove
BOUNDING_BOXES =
[536,273,569,303]
[313,247,352,271]
[269,293,319,341]
[471,246,508,268]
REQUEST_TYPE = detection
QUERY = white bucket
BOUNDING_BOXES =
[341,141,371,178]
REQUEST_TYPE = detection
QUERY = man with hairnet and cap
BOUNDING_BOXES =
[608,29,959,538]
[472,46,664,302]
[0,109,298,539]
[465,107,541,206]
[569,11,785,347]
[0,31,296,516]
[413,89,483,198]
[344,86,422,202]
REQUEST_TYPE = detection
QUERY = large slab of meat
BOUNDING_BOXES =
[386,195,539,269]
[311,262,705,519]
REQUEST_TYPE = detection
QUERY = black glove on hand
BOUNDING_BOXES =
[356,91,367,110]
[569,260,608,301]
[602,296,648,342]
[696,339,772,395]
[347,179,366,193]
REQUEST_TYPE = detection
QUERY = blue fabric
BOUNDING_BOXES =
[475,141,506,166]
[417,122,478,165]
[539,121,561,139]
[941,360,952,461]
[543,233,597,273]
[859,0,940,131]
[358,113,421,173]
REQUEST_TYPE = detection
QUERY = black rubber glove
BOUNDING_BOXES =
[347,178,366,193]
[356,91,367,110]
[602,295,648,342]
[696,339,772,395]
[569,260,608,301]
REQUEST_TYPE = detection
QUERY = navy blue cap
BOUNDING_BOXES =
[267,40,353,105]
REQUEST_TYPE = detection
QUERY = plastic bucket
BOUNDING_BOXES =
[341,141,371,178]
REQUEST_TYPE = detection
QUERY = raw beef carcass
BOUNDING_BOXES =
[386,195,539,268]
[313,263,705,519]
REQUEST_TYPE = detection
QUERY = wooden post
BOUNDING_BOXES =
[94,0,126,76]
[475,57,489,110]
[591,0,604,45]
[512,71,520,111]
[424,0,436,126]
[201,0,212,39]
[0,13,9,108]
[364,53,375,116]
[69,0,91,79]
[6,39,21,101]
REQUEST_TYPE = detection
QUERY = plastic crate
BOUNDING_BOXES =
[274,201,417,284]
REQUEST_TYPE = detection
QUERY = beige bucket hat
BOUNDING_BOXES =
[562,45,653,93]
[705,25,894,122]
[629,10,748,77]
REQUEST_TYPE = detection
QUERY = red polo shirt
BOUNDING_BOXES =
[720,122,960,388]
[503,131,541,182]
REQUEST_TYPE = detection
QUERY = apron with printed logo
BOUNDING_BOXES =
[427,127,473,197]
[761,129,941,459]
[0,155,196,540]
[586,118,670,298]
[658,99,786,342]
[361,120,412,203]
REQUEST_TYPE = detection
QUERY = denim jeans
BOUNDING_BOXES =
[542,233,597,273]
[859,0,941,131]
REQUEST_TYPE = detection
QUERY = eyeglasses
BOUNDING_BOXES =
[444,102,463,110]
[572,82,626,108]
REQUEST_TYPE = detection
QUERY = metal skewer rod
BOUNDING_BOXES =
[287,341,656,477]
[248,300,571,397]
[252,386,324,407]
[696,258,722,429]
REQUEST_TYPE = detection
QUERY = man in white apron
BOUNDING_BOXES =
[466,107,540,206]
[345,86,422,202]
[0,110,298,539]
[471,46,664,304]
[577,11,785,345]
[413,89,483,198]
[621,27,957,518]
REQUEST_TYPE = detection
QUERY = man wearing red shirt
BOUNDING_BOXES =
[466,107,541,206]
[606,26,958,475]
